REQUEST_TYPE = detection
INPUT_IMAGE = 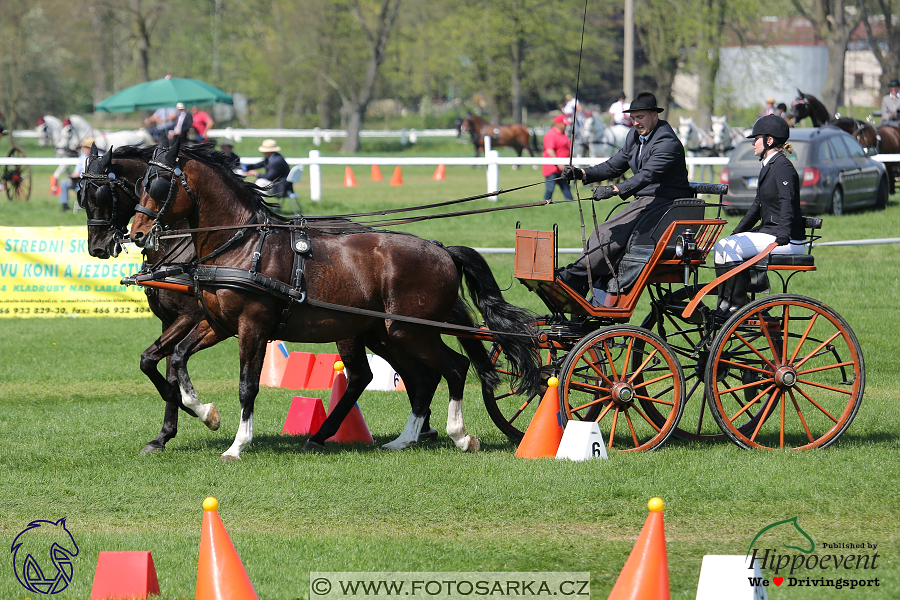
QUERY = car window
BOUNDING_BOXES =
[731,141,807,164]
[828,136,850,159]
[817,141,832,162]
[843,135,867,159]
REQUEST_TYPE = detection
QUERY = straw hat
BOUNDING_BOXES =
[175,102,186,110]
[258,139,281,153]
[81,137,95,148]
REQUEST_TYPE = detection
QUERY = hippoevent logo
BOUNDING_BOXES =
[10,518,79,595]
[745,517,881,591]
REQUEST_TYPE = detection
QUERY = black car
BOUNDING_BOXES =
[720,127,889,215]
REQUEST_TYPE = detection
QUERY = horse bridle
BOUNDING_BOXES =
[79,153,138,240]
[136,148,199,250]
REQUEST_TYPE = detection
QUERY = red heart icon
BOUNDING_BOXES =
[773,577,784,586]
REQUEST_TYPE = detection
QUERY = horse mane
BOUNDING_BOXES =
[111,144,156,161]
[178,143,289,225]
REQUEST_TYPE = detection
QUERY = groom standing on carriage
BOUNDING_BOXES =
[557,91,693,297]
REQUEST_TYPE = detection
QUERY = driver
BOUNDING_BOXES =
[558,92,693,297]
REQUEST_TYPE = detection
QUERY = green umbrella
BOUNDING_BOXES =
[95,77,233,113]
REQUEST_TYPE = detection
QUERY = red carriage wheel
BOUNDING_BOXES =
[704,294,864,450]
[5,147,32,201]
[558,325,685,452]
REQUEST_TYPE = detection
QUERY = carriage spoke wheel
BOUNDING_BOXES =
[705,294,864,450]
[4,148,32,201]
[483,320,560,441]
[559,325,685,452]
[638,290,769,440]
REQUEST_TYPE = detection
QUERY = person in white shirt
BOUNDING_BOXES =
[608,92,632,126]
[880,79,900,127]
[59,138,94,212]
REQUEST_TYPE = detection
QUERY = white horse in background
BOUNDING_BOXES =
[37,115,80,182]
[582,113,630,157]
[711,115,748,155]
[62,115,154,152]
[678,116,718,182]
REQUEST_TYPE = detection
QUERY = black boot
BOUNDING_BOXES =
[714,262,750,325]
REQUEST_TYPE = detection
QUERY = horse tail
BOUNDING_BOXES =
[530,128,540,154]
[445,245,540,397]
[447,297,499,391]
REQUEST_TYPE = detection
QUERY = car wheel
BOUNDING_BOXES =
[830,186,843,216]
[875,177,888,210]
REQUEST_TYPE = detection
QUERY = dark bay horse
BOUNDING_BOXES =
[80,145,464,453]
[458,114,539,163]
[128,138,540,460]
[78,145,222,453]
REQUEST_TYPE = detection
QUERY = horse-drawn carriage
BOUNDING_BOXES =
[0,114,32,201]
[81,140,864,458]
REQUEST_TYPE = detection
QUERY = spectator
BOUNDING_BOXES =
[542,114,574,201]
[880,78,900,127]
[59,137,94,212]
[775,102,788,118]
[168,103,193,144]
[757,96,776,118]
[190,106,214,142]
[219,139,241,171]
[564,98,587,158]
[246,139,291,197]
[608,92,632,127]
[145,107,177,142]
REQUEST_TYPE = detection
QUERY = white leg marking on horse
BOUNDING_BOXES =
[382,413,424,451]
[222,413,253,460]
[177,372,219,429]
[447,399,479,452]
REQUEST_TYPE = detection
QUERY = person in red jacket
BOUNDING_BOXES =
[542,114,573,201]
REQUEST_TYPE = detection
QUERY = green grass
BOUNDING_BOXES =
[1,141,899,598]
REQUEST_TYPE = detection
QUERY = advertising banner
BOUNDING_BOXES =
[0,226,151,318]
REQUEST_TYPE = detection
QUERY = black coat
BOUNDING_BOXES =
[734,151,805,241]
[246,152,291,196]
[582,119,694,200]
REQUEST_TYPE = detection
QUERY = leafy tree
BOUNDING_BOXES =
[859,0,900,92]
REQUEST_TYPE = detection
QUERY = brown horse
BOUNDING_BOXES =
[78,145,223,454]
[128,138,540,460]
[457,114,539,162]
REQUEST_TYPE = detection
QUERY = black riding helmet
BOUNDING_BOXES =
[747,114,789,160]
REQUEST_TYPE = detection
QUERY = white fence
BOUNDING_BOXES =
[3,145,899,202]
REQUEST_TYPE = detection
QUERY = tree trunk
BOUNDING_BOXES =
[821,36,848,113]
[510,30,524,123]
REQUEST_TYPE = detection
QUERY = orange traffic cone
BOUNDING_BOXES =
[196,497,259,600]
[607,498,670,600]
[50,175,60,195]
[344,166,357,187]
[371,164,383,181]
[389,166,403,186]
[326,361,374,443]
[515,377,564,459]
[432,164,446,181]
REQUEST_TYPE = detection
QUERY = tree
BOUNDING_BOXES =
[859,0,900,92]
[791,0,863,112]
[635,0,695,111]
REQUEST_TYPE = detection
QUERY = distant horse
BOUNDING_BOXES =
[582,113,629,157]
[128,138,541,460]
[62,114,154,152]
[457,114,539,166]
[789,90,899,191]
[710,115,749,154]
[677,117,717,182]
[37,115,81,183]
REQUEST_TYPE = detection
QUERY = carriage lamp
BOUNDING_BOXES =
[675,229,697,259]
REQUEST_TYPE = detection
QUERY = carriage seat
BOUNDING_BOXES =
[767,217,822,268]
[603,199,706,294]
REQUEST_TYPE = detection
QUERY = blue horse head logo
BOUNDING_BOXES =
[11,518,79,595]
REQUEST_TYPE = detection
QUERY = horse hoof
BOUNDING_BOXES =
[465,436,480,452]
[139,443,164,455]
[418,428,438,442]
[204,405,221,431]
[303,440,326,452]
[381,441,414,451]
[220,453,241,462]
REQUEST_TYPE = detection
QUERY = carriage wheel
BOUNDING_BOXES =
[638,289,769,440]
[4,147,32,201]
[483,319,560,441]
[558,325,685,452]
[705,295,864,450]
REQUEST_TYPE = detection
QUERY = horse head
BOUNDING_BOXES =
[59,120,82,154]
[81,145,146,258]
[678,117,694,146]
[36,115,63,149]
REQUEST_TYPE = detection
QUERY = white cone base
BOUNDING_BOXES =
[696,555,767,600]
[555,421,608,461]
